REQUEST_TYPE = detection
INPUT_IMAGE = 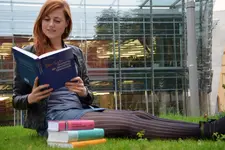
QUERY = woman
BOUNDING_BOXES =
[12,0,225,139]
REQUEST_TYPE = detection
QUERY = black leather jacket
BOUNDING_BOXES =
[12,44,94,134]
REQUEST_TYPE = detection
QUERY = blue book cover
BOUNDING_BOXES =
[12,46,77,90]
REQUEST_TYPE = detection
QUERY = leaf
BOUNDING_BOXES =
[222,84,225,89]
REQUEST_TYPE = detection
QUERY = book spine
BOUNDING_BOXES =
[71,138,107,148]
[36,59,43,75]
[67,120,95,130]
[47,139,106,149]
[36,59,44,85]
[69,128,104,142]
[56,120,95,131]
[47,142,73,148]
[58,121,66,131]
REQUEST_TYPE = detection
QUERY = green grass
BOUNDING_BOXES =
[1,115,225,150]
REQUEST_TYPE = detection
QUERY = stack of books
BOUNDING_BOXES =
[47,120,106,148]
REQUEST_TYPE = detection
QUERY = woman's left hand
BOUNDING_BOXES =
[65,77,88,97]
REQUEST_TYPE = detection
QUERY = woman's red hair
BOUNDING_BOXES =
[33,0,72,55]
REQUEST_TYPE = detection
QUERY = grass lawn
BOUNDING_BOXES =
[0,115,225,150]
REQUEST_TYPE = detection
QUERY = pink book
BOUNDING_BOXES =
[48,120,95,131]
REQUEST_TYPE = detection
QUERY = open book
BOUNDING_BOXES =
[12,46,77,90]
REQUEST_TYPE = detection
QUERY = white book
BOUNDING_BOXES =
[47,128,104,143]
[47,138,107,149]
[47,142,73,149]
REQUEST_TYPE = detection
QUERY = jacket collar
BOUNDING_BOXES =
[62,40,67,48]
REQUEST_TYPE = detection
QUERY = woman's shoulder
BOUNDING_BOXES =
[22,45,35,53]
[66,44,84,56]
[67,44,82,52]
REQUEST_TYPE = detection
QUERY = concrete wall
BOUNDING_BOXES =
[217,50,225,112]
[210,10,225,115]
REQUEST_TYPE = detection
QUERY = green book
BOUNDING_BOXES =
[47,128,104,143]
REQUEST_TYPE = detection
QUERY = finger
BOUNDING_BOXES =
[68,88,80,94]
[65,82,75,86]
[65,85,83,91]
[67,86,84,92]
[75,84,84,88]
[39,88,53,96]
[33,84,50,93]
[69,88,87,97]
[33,77,39,89]
[65,82,84,87]
[70,77,83,83]
[37,92,52,101]
[35,88,53,99]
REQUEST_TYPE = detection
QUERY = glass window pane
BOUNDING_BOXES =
[152,0,179,6]
[86,0,116,6]
[120,91,146,110]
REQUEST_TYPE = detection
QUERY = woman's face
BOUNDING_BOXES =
[42,8,68,41]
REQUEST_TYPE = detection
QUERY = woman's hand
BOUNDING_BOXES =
[27,77,53,104]
[65,77,87,97]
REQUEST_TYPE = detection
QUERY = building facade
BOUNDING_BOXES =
[213,9,225,113]
[0,0,213,125]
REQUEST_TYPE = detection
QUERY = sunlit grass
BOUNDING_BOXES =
[0,115,225,150]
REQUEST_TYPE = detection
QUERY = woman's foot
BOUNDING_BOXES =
[201,116,225,138]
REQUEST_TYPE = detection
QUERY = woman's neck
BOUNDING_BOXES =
[50,38,63,50]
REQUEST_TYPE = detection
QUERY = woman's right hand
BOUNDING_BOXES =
[27,77,53,104]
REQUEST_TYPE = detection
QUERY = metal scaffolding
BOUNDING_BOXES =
[198,0,213,93]
[0,0,215,126]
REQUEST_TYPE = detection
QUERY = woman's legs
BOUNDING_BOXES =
[80,110,202,139]
[105,109,198,124]
[109,110,157,120]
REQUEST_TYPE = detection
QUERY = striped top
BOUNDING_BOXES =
[47,86,83,112]
[46,87,106,121]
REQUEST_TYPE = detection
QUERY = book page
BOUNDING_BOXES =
[12,46,38,59]
[39,47,71,59]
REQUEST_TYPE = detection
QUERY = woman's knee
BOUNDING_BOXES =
[133,110,147,115]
